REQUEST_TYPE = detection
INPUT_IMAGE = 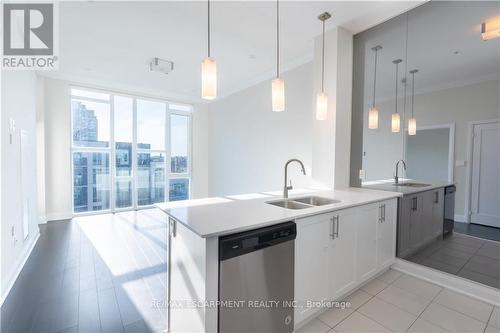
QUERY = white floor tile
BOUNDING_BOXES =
[376,285,431,316]
[391,274,442,300]
[358,297,417,332]
[334,312,390,333]
[433,289,493,323]
[407,318,451,333]
[486,325,500,333]
[376,269,402,284]
[318,290,372,328]
[296,318,331,333]
[361,278,388,295]
[421,303,486,333]
[490,307,500,329]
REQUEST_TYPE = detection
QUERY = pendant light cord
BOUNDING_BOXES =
[207,0,211,57]
[321,19,325,93]
[372,48,379,108]
[394,62,399,114]
[411,71,415,117]
[276,0,280,78]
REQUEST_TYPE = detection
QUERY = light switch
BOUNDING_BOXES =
[359,169,366,180]
[455,160,466,167]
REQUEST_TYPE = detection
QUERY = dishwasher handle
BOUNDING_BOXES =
[219,221,296,261]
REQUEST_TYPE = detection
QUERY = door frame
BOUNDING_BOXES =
[404,123,455,183]
[465,119,500,224]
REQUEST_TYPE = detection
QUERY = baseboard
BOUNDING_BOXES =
[454,214,468,223]
[391,258,500,306]
[46,211,72,222]
[0,232,40,307]
[38,215,47,224]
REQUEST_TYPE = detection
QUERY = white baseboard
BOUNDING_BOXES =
[0,232,40,307]
[454,214,468,223]
[391,258,500,306]
[46,211,72,222]
[38,215,47,224]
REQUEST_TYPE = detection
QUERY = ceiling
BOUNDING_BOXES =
[41,1,423,103]
[359,1,500,102]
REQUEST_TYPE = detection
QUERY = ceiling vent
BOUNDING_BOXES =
[149,57,174,75]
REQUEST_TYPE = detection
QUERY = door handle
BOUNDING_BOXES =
[334,215,339,238]
[329,216,335,239]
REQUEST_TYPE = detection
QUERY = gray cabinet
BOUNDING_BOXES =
[397,188,445,258]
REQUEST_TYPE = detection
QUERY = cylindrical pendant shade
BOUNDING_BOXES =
[408,117,417,136]
[201,57,217,100]
[316,93,328,120]
[391,113,401,133]
[272,78,285,112]
[368,107,378,129]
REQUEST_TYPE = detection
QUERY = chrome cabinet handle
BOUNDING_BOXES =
[434,191,439,204]
[329,216,335,239]
[334,215,339,238]
[382,204,386,222]
[170,219,176,238]
[412,197,418,211]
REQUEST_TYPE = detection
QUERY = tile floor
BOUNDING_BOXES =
[405,232,500,289]
[297,269,499,333]
[0,209,168,333]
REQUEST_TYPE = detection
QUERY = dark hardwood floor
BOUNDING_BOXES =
[1,209,168,333]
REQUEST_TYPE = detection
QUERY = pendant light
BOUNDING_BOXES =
[368,45,382,129]
[272,0,285,112]
[391,59,402,133]
[408,69,418,136]
[201,0,217,100]
[316,12,331,121]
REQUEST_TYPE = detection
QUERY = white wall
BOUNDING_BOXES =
[363,79,500,217]
[42,78,210,220]
[1,71,40,301]
[208,63,314,196]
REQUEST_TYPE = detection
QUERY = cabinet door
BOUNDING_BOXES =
[377,200,397,268]
[356,203,379,281]
[432,188,445,238]
[397,196,413,258]
[295,213,332,324]
[329,208,357,300]
[421,190,436,244]
[409,194,424,251]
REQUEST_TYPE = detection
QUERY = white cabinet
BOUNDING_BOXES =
[294,213,331,324]
[356,203,379,281]
[294,199,397,327]
[329,208,357,299]
[377,200,397,268]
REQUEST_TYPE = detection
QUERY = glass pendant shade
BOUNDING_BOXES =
[316,93,328,120]
[201,57,217,100]
[272,78,285,112]
[408,117,417,136]
[368,107,379,129]
[391,113,401,133]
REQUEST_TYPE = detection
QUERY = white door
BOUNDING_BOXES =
[470,121,500,227]
[356,203,378,281]
[295,213,331,324]
[377,200,397,268]
[329,208,357,300]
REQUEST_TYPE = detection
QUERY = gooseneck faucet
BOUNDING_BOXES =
[394,159,407,184]
[284,159,306,199]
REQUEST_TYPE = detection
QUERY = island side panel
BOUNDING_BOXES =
[169,217,219,333]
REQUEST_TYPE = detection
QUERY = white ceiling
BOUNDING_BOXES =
[42,1,423,103]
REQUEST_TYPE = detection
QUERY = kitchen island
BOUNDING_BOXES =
[156,188,402,332]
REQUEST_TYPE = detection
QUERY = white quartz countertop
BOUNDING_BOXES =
[362,179,454,195]
[155,188,402,238]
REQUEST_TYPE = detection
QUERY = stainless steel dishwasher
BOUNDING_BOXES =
[218,221,296,333]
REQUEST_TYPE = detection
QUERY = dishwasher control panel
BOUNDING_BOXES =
[219,221,296,261]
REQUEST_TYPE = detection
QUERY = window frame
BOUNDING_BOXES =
[70,85,193,216]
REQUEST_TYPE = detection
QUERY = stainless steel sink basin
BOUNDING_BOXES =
[267,196,340,210]
[393,182,431,187]
[267,200,312,210]
[293,196,341,206]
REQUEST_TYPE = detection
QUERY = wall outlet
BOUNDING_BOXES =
[359,169,366,180]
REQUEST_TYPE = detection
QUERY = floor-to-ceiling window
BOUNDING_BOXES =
[71,87,192,214]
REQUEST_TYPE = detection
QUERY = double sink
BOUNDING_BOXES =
[267,196,340,210]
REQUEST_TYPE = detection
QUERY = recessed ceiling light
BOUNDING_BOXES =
[453,50,460,55]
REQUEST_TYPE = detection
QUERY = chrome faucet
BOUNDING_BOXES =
[394,159,407,184]
[284,159,306,199]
